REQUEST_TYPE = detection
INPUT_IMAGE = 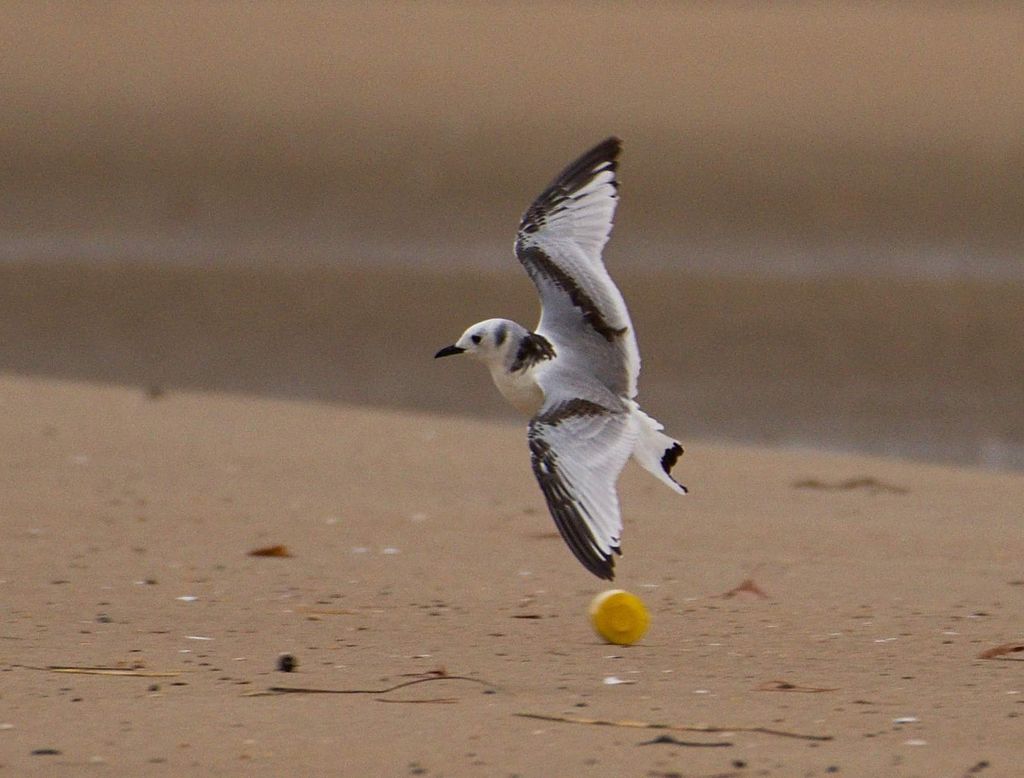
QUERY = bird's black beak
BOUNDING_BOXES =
[434,345,465,359]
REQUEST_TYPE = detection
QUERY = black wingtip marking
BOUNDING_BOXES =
[543,137,621,197]
[590,546,617,580]
[551,136,621,193]
[661,442,683,475]
[662,442,688,492]
[586,550,616,581]
[518,137,622,242]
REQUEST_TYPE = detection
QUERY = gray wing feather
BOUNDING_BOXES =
[514,137,641,398]
[527,397,637,580]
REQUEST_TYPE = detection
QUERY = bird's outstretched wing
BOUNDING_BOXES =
[514,137,641,399]
[527,397,638,580]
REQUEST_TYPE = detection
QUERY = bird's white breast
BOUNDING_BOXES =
[488,363,545,415]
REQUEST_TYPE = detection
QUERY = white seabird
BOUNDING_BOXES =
[435,137,686,580]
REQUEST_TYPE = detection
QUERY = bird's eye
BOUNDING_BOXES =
[470,334,482,344]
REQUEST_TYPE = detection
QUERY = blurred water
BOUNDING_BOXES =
[0,258,1020,472]
[2,230,1021,284]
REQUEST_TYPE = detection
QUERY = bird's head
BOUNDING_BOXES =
[434,318,521,364]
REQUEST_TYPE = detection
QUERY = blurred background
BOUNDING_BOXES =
[1,2,1021,468]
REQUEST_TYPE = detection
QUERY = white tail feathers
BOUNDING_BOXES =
[631,409,687,494]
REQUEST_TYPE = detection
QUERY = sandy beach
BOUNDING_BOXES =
[2,374,1022,776]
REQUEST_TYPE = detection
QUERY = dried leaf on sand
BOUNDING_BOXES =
[977,642,1024,660]
[248,544,292,557]
[720,579,770,599]
[755,679,838,693]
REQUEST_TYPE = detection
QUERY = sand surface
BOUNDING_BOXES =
[3,374,1022,776]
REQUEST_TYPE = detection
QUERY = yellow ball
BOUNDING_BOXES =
[589,589,650,645]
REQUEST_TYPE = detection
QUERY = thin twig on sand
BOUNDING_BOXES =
[245,675,496,697]
[515,712,833,742]
[28,665,181,678]
[639,734,734,748]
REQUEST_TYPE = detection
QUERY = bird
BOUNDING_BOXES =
[434,137,686,580]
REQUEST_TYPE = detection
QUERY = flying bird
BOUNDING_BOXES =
[435,137,686,579]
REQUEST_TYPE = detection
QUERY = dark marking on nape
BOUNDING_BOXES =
[494,322,508,348]
[527,432,616,580]
[517,246,628,343]
[510,332,556,372]
[518,137,620,240]
[535,398,613,426]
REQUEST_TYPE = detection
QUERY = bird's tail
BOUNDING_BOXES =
[631,409,688,494]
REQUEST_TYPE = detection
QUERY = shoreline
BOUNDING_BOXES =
[1,258,1021,471]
